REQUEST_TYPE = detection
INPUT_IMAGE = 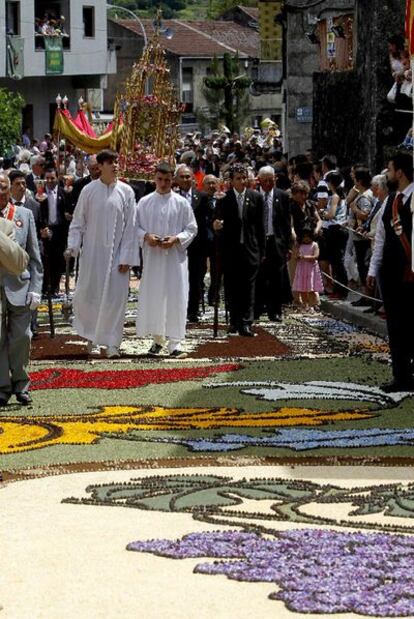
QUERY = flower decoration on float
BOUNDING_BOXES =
[111,10,182,181]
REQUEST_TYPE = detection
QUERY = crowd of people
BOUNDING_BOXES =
[0,122,413,408]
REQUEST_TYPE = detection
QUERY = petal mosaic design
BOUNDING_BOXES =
[0,405,374,454]
[128,529,414,617]
[67,474,414,616]
[30,363,241,390]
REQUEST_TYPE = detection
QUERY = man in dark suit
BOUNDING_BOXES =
[25,155,46,194]
[36,167,69,296]
[255,165,293,322]
[367,152,414,392]
[214,163,265,336]
[64,154,101,218]
[175,164,211,322]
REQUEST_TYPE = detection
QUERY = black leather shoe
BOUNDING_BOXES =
[269,314,283,323]
[0,397,9,407]
[381,381,414,393]
[351,298,371,307]
[239,326,255,337]
[227,325,238,335]
[16,392,32,405]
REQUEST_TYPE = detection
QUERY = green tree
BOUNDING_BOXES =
[203,53,251,133]
[0,88,25,156]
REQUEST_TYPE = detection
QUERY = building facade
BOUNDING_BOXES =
[0,0,116,139]
[106,17,283,135]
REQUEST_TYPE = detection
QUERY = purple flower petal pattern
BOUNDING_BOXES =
[128,529,414,617]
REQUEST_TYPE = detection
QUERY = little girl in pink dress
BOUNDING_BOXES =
[292,228,324,312]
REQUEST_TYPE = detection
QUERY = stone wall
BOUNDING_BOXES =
[312,70,362,165]
[285,0,354,156]
[311,0,406,170]
[356,0,406,170]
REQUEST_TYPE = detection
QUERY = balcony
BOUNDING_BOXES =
[34,0,70,50]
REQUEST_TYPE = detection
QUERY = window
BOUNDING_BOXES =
[6,1,20,35]
[182,67,193,113]
[34,0,70,49]
[83,6,95,38]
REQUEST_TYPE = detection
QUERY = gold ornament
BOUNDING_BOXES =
[111,14,182,180]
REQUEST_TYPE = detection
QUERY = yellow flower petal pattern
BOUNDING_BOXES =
[0,405,375,454]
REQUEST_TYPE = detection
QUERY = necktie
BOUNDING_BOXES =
[237,192,244,219]
[237,192,244,243]
[264,192,270,236]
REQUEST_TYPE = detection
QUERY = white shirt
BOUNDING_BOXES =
[181,189,192,204]
[46,186,58,225]
[233,188,246,243]
[368,182,414,277]
[233,188,245,218]
[12,196,26,206]
[260,187,274,236]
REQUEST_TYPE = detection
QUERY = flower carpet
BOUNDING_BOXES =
[2,299,414,618]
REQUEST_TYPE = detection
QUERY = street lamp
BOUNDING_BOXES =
[106,2,148,47]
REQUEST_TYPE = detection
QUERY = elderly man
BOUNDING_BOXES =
[175,164,210,322]
[25,155,46,194]
[255,165,293,322]
[0,173,42,406]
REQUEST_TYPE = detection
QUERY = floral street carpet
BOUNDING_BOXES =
[2,296,414,618]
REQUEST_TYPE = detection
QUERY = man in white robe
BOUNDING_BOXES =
[136,161,197,358]
[66,149,137,357]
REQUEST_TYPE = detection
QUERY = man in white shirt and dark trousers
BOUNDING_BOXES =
[37,168,68,296]
[367,152,414,392]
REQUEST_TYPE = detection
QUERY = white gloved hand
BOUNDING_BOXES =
[26,291,41,310]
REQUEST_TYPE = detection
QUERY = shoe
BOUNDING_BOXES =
[16,392,32,405]
[106,346,120,358]
[381,380,414,393]
[86,341,101,355]
[169,349,188,359]
[148,343,163,357]
[0,397,9,407]
[268,314,282,323]
[227,325,238,335]
[351,298,371,307]
[239,326,255,337]
[187,315,199,323]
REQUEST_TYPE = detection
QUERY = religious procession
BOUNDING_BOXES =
[1,1,414,618]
